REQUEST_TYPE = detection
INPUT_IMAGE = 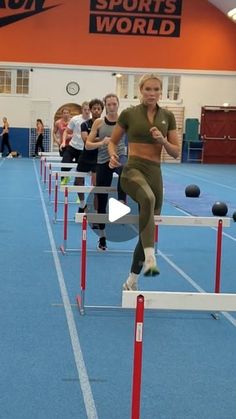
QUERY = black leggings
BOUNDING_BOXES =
[35,134,44,155]
[1,133,12,154]
[61,146,82,172]
[96,161,126,230]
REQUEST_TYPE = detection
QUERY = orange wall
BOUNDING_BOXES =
[1,0,236,71]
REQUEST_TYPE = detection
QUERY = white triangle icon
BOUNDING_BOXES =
[108,198,131,222]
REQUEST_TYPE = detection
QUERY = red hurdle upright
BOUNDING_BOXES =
[215,219,223,293]
[131,295,145,419]
[53,172,59,223]
[76,215,87,315]
[59,187,69,254]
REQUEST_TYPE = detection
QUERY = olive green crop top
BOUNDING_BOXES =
[117,103,176,144]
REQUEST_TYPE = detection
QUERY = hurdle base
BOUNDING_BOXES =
[76,295,85,315]
[59,245,66,255]
[211,312,220,320]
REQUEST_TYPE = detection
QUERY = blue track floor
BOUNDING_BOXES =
[0,158,236,419]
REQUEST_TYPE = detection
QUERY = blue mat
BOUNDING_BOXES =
[164,180,236,217]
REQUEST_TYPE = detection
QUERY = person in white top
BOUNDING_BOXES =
[60,102,90,184]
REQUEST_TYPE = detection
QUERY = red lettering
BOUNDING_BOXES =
[94,0,108,10]
[132,17,146,34]
[165,0,176,14]
[108,0,122,10]
[95,15,117,31]
[159,19,175,35]
[123,0,138,12]
[153,0,166,13]
[116,16,132,32]
[138,0,152,13]
[146,18,158,34]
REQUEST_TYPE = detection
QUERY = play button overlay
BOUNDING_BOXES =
[85,174,149,243]
[108,198,130,222]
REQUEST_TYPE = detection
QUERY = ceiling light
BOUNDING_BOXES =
[112,72,123,78]
[227,7,236,17]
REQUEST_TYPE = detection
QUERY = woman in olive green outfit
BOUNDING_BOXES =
[108,74,179,290]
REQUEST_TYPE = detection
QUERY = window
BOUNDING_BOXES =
[0,70,11,94]
[115,73,180,101]
[167,75,180,100]
[0,68,29,95]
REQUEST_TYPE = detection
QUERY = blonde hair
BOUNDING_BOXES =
[81,101,90,109]
[139,73,162,90]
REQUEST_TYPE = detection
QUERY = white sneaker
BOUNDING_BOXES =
[143,256,160,277]
[122,280,138,291]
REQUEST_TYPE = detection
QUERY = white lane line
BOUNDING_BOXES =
[33,161,98,419]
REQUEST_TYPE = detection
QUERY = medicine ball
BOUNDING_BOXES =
[232,211,236,222]
[185,184,200,198]
[212,201,228,217]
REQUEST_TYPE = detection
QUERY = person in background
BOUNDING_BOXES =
[34,119,44,156]
[86,93,127,251]
[108,73,179,290]
[0,117,12,157]
[75,98,104,213]
[53,107,72,156]
[60,102,90,185]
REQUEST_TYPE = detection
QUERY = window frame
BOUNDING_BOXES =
[0,67,30,96]
[115,72,181,103]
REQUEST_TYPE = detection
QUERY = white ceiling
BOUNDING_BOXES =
[208,0,236,17]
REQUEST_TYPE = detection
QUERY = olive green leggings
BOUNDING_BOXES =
[121,156,163,274]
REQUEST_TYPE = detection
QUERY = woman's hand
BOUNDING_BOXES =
[109,153,121,169]
[102,136,110,145]
[150,127,166,145]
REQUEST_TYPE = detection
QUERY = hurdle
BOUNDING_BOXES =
[40,152,59,156]
[49,170,90,207]
[75,213,231,315]
[39,153,60,175]
[124,293,236,419]
[59,185,117,253]
[42,161,78,186]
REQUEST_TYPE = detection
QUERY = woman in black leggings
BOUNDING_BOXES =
[34,119,44,156]
[0,117,12,156]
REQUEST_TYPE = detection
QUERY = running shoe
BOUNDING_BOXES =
[97,237,107,251]
[91,223,99,230]
[61,176,70,186]
[143,256,160,276]
[78,205,87,213]
[122,280,138,291]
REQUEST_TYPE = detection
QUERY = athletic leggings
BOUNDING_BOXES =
[120,156,163,274]
[96,161,126,230]
[1,133,12,154]
[35,134,44,155]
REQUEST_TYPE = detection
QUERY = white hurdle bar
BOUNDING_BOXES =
[122,291,236,311]
[75,214,231,315]
[50,171,90,209]
[41,158,77,185]
[59,186,117,253]
[40,152,59,156]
